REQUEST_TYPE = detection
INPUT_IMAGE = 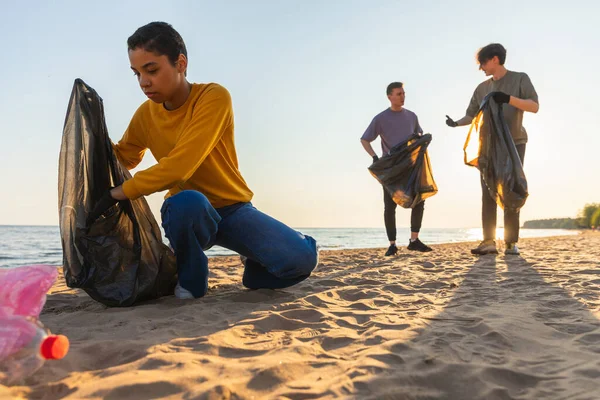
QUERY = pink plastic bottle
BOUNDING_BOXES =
[0,316,69,386]
[0,265,69,385]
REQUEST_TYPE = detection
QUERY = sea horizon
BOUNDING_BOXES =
[0,225,580,269]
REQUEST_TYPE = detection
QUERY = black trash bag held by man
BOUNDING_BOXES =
[463,93,528,213]
[368,133,438,209]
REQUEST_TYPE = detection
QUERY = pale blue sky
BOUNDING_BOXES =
[1,1,598,228]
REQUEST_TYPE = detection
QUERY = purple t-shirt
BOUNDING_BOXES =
[361,108,423,155]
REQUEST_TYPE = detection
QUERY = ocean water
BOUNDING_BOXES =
[0,225,579,269]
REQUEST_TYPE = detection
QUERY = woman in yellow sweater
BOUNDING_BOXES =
[88,22,318,299]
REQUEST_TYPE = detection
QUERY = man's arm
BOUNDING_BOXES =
[446,115,473,127]
[360,117,379,160]
[455,115,474,126]
[493,73,539,113]
[448,96,539,127]
[508,96,539,113]
[490,91,539,113]
[513,73,539,113]
[415,115,424,136]
[361,139,378,158]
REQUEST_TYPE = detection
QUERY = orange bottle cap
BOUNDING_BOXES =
[40,335,70,360]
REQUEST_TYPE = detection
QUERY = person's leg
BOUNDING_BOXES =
[383,187,397,245]
[410,200,425,237]
[407,201,432,252]
[504,144,527,246]
[161,191,220,298]
[471,174,499,254]
[383,187,399,255]
[481,174,497,241]
[214,203,318,290]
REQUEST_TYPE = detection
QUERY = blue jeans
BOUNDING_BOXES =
[160,190,319,298]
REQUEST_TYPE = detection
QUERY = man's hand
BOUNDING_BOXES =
[86,189,120,226]
[491,91,511,104]
[372,155,379,163]
[445,115,458,127]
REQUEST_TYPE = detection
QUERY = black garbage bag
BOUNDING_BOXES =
[463,93,528,212]
[368,133,438,208]
[58,79,177,307]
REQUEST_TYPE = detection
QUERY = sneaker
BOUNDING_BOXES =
[174,283,195,299]
[471,240,498,255]
[384,244,398,256]
[407,238,433,252]
[505,243,520,255]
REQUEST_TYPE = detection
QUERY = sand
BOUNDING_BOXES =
[3,232,600,400]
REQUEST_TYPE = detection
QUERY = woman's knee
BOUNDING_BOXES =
[272,235,319,279]
[161,191,212,217]
[161,191,221,245]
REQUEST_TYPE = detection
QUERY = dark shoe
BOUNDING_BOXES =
[471,240,498,255]
[384,244,398,256]
[407,238,433,252]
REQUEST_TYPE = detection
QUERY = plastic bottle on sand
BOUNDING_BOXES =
[0,316,69,386]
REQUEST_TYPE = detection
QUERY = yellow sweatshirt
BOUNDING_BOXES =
[113,83,253,208]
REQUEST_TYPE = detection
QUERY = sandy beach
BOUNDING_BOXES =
[3,232,600,400]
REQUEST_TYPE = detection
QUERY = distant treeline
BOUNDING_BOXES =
[523,218,580,229]
[524,203,600,230]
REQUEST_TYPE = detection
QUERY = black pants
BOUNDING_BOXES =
[481,144,526,243]
[383,187,425,242]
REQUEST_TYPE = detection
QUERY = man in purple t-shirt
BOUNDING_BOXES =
[360,82,433,256]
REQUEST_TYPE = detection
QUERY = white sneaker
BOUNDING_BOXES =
[505,243,520,255]
[174,283,195,299]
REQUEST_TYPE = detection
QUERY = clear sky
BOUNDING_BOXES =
[1,0,598,229]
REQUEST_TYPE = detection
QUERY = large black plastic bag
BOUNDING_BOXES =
[368,133,438,208]
[463,93,528,212]
[58,79,177,307]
